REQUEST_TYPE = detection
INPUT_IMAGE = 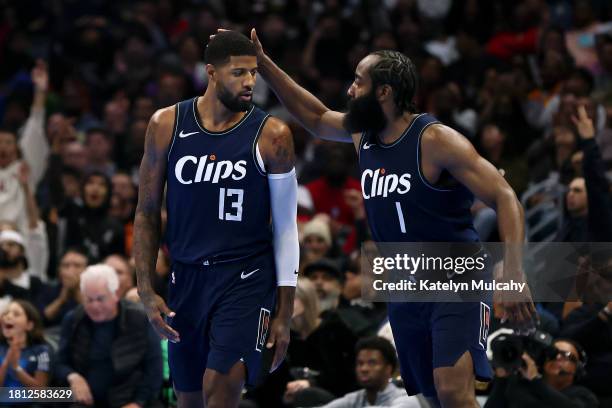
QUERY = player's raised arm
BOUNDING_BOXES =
[251,29,354,144]
[133,106,180,343]
[259,117,299,372]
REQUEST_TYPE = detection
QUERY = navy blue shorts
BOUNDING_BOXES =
[388,299,493,397]
[166,250,277,392]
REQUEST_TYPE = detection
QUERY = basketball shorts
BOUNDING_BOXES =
[166,249,277,392]
[388,263,493,397]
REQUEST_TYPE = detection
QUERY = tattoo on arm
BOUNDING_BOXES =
[133,112,171,293]
[263,118,296,174]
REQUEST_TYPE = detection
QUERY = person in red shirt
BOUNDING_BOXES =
[306,145,361,228]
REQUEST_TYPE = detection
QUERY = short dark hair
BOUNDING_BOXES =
[204,30,256,66]
[369,50,418,114]
[355,336,398,371]
[85,126,111,141]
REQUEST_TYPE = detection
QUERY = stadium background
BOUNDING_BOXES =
[0,0,611,407]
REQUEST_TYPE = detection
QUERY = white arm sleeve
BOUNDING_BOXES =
[268,168,299,287]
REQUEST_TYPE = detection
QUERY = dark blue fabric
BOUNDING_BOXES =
[358,113,479,243]
[167,249,276,391]
[165,97,273,265]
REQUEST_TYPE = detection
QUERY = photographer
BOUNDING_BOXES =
[484,338,598,408]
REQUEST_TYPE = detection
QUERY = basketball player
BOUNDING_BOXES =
[242,29,535,408]
[133,31,299,408]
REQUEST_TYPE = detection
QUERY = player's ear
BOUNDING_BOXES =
[206,64,216,79]
[377,84,392,102]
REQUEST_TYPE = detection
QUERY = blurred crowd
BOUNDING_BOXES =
[1,0,612,407]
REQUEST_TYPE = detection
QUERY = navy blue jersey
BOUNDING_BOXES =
[0,343,51,386]
[358,113,479,243]
[166,97,272,264]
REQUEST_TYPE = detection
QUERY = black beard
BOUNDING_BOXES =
[217,83,252,113]
[342,90,387,134]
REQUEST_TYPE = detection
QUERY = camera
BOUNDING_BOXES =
[491,330,557,372]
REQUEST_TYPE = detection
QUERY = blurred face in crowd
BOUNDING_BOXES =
[0,238,24,269]
[303,234,330,260]
[129,120,148,155]
[83,174,109,209]
[104,255,133,299]
[104,101,128,135]
[208,56,257,112]
[0,131,18,168]
[343,271,362,300]
[133,97,155,121]
[1,302,33,341]
[158,74,186,107]
[82,278,119,322]
[59,251,88,289]
[61,142,88,172]
[480,125,505,158]
[566,178,588,217]
[541,50,566,90]
[553,126,576,164]
[345,54,387,133]
[86,131,112,163]
[179,36,202,65]
[62,172,81,200]
[308,269,342,311]
[355,349,393,390]
[544,340,580,385]
[112,173,135,201]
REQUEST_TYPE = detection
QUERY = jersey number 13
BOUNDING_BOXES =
[218,188,243,221]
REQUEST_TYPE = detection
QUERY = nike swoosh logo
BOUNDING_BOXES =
[363,143,374,150]
[179,130,199,138]
[241,268,260,279]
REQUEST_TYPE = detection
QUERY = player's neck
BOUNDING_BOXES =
[198,90,247,132]
[377,112,418,145]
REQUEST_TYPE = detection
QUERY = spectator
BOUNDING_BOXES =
[0,161,50,283]
[0,60,49,233]
[484,339,598,408]
[338,255,387,338]
[104,254,134,299]
[283,278,357,403]
[301,217,333,266]
[556,104,612,243]
[0,230,44,303]
[84,128,116,177]
[0,300,51,387]
[561,301,612,404]
[64,171,125,263]
[303,258,343,313]
[37,248,88,328]
[55,264,162,408]
[306,145,361,229]
[321,336,420,408]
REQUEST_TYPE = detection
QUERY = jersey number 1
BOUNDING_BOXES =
[395,201,407,233]
[219,188,243,221]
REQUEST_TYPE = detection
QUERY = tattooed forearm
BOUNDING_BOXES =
[133,110,171,295]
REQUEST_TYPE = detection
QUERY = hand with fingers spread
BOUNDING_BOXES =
[572,105,595,140]
[266,315,291,373]
[139,290,180,343]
